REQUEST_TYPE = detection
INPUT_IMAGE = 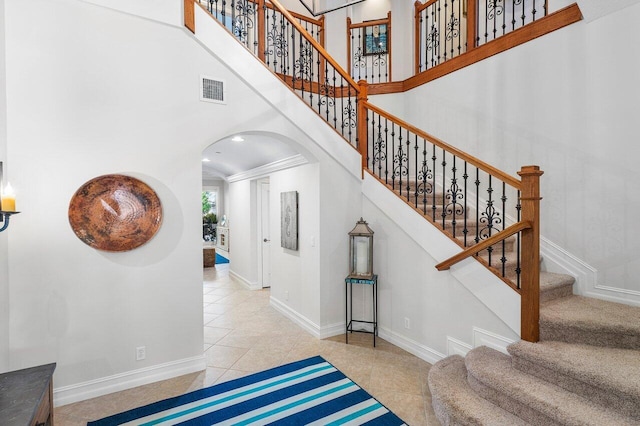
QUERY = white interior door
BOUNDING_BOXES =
[260,182,271,288]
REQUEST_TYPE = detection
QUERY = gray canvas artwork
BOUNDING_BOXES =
[280,191,298,250]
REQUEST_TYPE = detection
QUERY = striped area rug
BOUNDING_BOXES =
[88,356,406,425]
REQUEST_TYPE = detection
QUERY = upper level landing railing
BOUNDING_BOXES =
[347,13,392,84]
[186,0,542,342]
[415,0,548,73]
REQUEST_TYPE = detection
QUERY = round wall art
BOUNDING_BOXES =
[68,174,163,252]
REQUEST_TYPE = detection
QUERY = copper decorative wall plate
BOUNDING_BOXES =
[68,174,163,252]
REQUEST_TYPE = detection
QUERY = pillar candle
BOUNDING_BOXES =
[355,240,369,275]
[1,183,15,212]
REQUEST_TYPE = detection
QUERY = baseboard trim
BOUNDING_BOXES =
[378,326,445,364]
[541,237,640,306]
[229,270,260,291]
[447,336,472,357]
[473,327,514,355]
[54,355,206,407]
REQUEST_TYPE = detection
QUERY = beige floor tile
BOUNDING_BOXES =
[230,347,289,372]
[373,390,429,426]
[203,325,233,344]
[204,345,249,368]
[215,368,251,384]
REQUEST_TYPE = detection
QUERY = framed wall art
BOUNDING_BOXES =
[363,23,388,55]
[280,191,298,251]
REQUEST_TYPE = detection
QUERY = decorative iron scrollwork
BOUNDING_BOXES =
[266,16,289,62]
[487,0,505,20]
[232,0,255,44]
[294,43,314,82]
[479,187,502,239]
[445,15,460,41]
[427,24,440,52]
[392,133,409,183]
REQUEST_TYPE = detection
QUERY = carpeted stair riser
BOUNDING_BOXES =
[428,356,529,426]
[540,295,640,350]
[508,343,640,420]
[465,347,637,426]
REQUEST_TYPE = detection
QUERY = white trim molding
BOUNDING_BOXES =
[473,327,514,355]
[54,355,206,407]
[541,236,640,306]
[378,326,446,365]
[447,336,473,357]
[227,156,308,183]
[229,270,260,291]
[270,297,343,339]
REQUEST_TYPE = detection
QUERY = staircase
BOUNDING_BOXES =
[428,275,640,425]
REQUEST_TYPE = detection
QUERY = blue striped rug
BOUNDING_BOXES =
[88,356,406,425]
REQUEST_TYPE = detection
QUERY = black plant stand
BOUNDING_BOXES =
[345,274,378,347]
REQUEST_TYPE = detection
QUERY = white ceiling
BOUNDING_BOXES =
[201,133,299,180]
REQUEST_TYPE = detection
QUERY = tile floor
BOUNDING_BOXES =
[55,264,439,425]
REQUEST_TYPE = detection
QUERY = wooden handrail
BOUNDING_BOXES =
[363,101,523,189]
[348,17,390,29]
[264,2,325,27]
[416,0,439,14]
[268,0,360,92]
[467,0,478,51]
[436,221,532,271]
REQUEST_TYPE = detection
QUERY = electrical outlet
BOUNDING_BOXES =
[404,317,411,329]
[136,346,146,361]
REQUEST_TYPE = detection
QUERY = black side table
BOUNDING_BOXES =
[345,274,378,346]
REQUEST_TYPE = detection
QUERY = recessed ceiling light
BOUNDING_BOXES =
[231,136,244,142]
[202,158,210,162]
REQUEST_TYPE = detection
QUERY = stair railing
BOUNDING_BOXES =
[347,12,392,84]
[187,0,542,342]
[415,0,548,73]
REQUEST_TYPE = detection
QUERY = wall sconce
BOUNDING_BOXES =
[0,162,20,233]
[348,217,374,279]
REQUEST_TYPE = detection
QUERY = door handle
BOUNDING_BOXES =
[263,238,270,242]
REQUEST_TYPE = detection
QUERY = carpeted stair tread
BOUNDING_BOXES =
[539,271,574,302]
[508,340,640,419]
[540,295,640,349]
[465,346,637,426]
[428,355,529,426]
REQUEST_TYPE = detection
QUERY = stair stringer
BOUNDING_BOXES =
[363,173,521,335]
[191,5,362,181]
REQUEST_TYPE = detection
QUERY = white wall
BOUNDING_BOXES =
[0,0,9,372]
[228,179,258,285]
[390,3,640,303]
[0,0,360,404]
[362,196,518,358]
[269,164,321,328]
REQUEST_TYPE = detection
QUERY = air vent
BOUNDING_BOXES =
[200,76,226,104]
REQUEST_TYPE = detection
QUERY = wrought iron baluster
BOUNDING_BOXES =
[443,0,449,62]
[532,0,537,22]
[331,69,337,129]
[384,118,389,184]
[419,12,424,72]
[414,134,419,207]
[501,182,507,276]
[391,123,396,190]
[516,190,522,288]
[431,144,437,221]
[463,162,469,246]
[405,130,411,200]
[447,156,460,237]
[475,168,480,246]
[441,149,447,230]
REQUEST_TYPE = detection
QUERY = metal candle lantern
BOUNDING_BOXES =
[348,218,374,279]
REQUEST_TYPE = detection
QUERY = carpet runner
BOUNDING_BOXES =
[88,356,406,425]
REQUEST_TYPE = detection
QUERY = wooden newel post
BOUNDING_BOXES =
[466,0,477,51]
[518,165,543,342]
[357,80,369,178]
[184,0,195,33]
